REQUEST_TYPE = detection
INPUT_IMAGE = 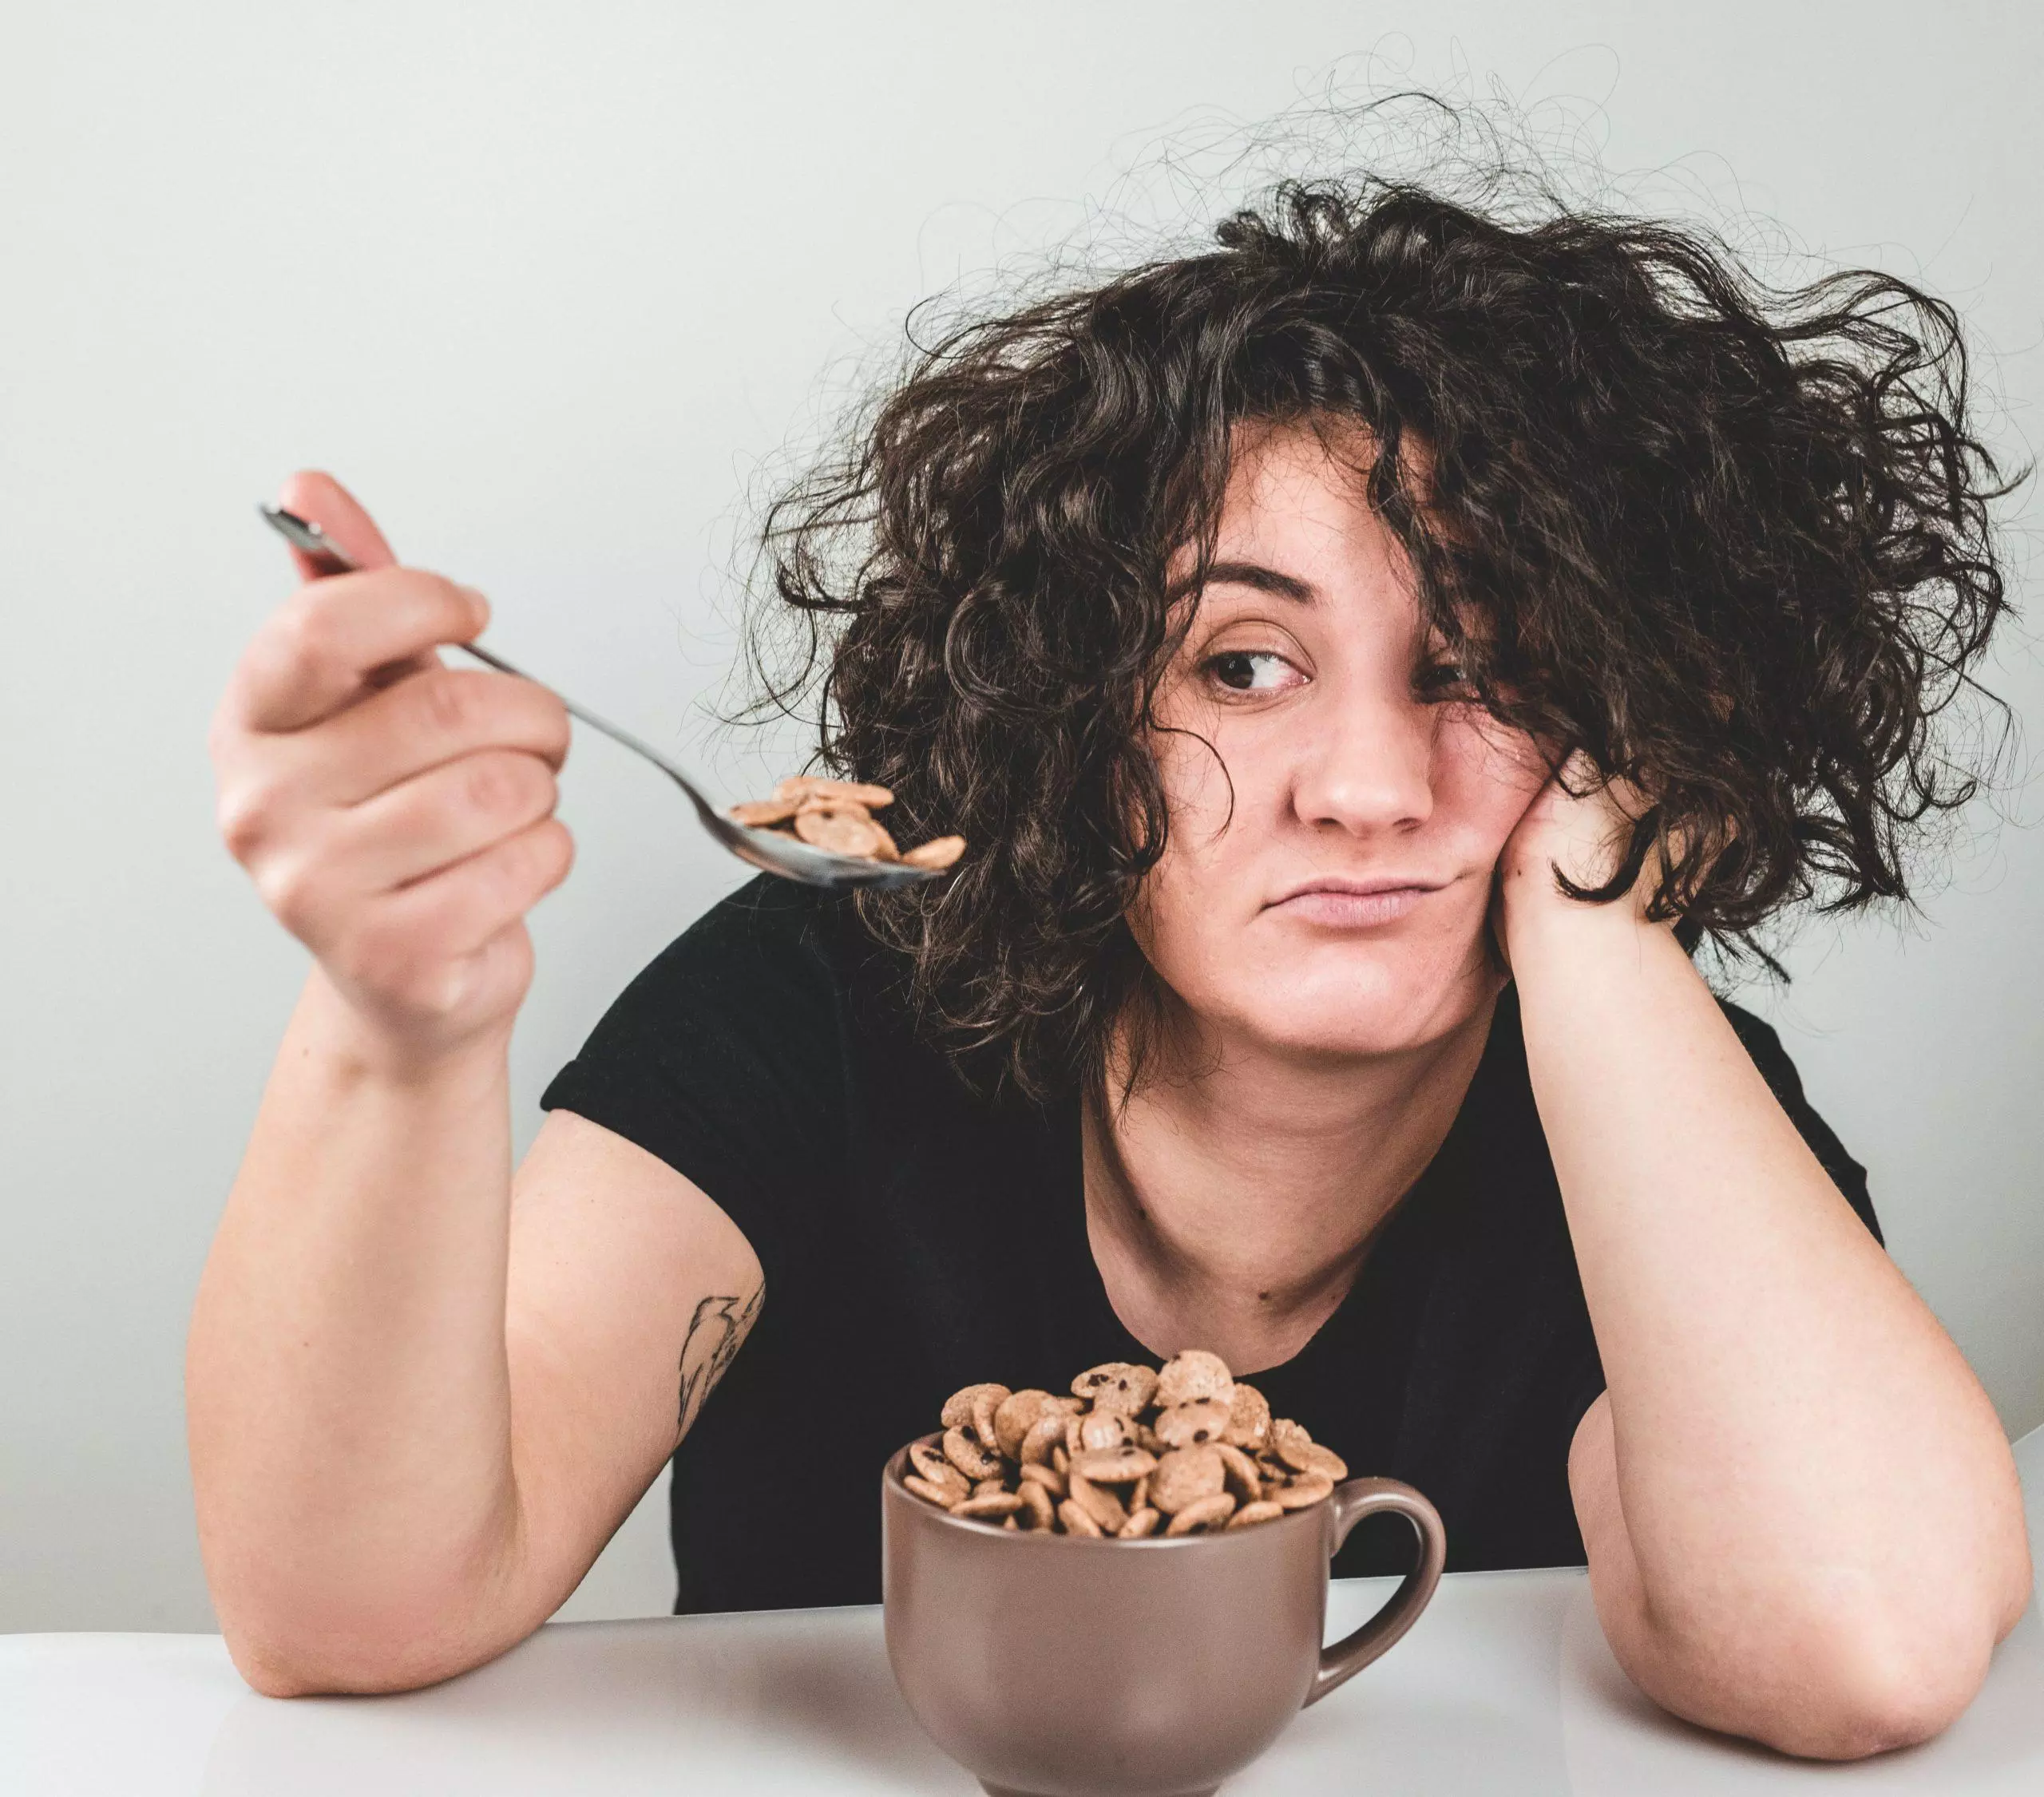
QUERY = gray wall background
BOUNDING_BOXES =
[2,1,2038,1634]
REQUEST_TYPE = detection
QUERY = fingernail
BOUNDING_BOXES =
[458,584,490,629]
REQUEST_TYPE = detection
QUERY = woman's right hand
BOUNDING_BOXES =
[211,471,573,1067]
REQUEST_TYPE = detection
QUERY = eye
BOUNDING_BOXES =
[1201,649,1303,695]
[1415,656,1478,703]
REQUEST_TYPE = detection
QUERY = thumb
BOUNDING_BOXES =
[273,469,398,578]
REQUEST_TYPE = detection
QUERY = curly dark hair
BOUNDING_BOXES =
[755,176,2014,1101]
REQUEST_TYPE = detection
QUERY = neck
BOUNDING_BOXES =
[1083,986,1499,1375]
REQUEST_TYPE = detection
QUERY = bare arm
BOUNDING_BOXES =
[189,1013,760,1695]
[188,473,761,1696]
[1500,778,2030,1759]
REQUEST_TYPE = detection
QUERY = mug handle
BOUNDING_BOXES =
[1303,1477,1448,1707]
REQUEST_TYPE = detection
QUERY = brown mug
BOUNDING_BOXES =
[881,1437,1448,1797]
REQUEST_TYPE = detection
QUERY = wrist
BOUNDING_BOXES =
[296,967,515,1096]
[1501,881,1682,987]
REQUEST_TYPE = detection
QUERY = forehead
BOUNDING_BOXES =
[1190,418,1412,596]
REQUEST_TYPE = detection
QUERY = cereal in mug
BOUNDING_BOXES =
[901,1350,1348,1537]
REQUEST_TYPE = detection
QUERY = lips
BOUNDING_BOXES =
[1263,877,1446,927]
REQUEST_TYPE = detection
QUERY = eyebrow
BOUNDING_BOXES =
[1195,560,1318,604]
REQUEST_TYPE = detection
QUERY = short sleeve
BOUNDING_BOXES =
[1718,1001,1883,1246]
[539,880,859,1295]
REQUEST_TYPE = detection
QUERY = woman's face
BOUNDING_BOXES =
[1132,422,1550,1060]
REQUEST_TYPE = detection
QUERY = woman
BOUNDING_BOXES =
[191,179,2030,1756]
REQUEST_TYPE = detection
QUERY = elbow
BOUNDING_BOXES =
[1743,1528,2033,1759]
[217,1596,525,1698]
[199,1507,543,1696]
[227,1632,363,1700]
[1659,1596,2005,1761]
[1756,1645,1986,1761]
[224,1626,459,1699]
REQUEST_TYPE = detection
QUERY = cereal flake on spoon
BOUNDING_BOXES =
[731,776,966,871]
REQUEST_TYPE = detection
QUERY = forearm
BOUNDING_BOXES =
[1513,909,2029,1750]
[187,968,533,1692]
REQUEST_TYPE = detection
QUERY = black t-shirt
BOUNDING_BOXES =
[541,877,1880,1616]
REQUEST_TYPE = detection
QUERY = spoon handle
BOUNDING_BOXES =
[259,505,721,810]
[447,639,716,805]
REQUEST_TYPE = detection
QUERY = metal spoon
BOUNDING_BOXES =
[259,505,943,891]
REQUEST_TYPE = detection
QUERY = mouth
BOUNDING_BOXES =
[1262,875,1449,928]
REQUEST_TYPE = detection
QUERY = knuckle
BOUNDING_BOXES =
[216,766,302,865]
[229,639,291,718]
[461,757,515,817]
[463,751,553,820]
[416,669,477,738]
[256,856,321,938]
[216,784,271,861]
[274,593,341,675]
[339,915,432,1007]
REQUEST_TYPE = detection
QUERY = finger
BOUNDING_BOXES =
[271,472,448,691]
[274,469,398,579]
[345,819,575,994]
[272,667,571,809]
[325,748,561,896]
[230,568,490,734]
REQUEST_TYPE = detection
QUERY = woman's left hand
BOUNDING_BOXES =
[1492,752,1668,967]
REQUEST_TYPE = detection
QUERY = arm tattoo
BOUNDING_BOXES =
[675,1284,763,1440]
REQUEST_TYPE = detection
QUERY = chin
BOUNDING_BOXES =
[1203,945,1499,1060]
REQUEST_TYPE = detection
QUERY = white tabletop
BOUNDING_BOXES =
[7,1427,2040,1797]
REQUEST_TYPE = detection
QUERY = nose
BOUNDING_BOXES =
[1290,685,1436,838]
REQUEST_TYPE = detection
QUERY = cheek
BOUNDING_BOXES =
[1125,730,1254,984]
[1436,713,1550,853]
[1146,708,1263,849]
